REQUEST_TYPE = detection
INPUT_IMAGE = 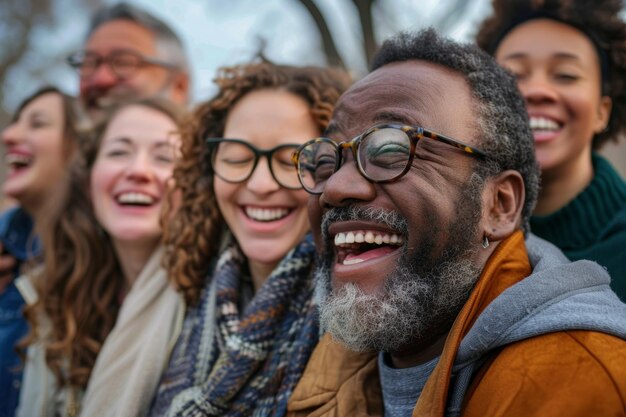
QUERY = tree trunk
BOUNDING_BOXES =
[352,0,376,68]
[295,0,347,69]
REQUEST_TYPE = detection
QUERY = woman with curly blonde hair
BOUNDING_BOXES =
[16,98,185,417]
[149,62,350,416]
[476,0,626,299]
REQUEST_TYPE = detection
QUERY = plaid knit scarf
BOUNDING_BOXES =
[164,234,318,417]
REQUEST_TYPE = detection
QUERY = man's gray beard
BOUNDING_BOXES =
[316,255,479,352]
[315,175,484,353]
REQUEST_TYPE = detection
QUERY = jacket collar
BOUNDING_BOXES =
[288,231,530,417]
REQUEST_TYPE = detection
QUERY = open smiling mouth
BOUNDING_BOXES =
[6,154,33,172]
[244,206,292,222]
[529,116,562,136]
[334,230,404,265]
[116,192,156,207]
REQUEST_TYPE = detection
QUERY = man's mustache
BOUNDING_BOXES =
[320,205,409,245]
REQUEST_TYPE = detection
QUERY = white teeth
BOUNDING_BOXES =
[529,117,560,131]
[343,258,365,265]
[117,192,155,205]
[245,207,289,222]
[6,154,32,167]
[333,230,404,247]
[95,96,115,108]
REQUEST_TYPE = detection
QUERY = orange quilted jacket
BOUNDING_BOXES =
[287,232,626,417]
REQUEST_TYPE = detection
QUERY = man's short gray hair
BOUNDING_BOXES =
[371,28,539,233]
[88,2,189,74]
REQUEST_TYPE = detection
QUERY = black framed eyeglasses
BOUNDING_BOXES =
[67,49,178,80]
[291,124,490,194]
[206,138,303,189]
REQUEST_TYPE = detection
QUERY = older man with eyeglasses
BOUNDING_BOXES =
[67,3,190,115]
[287,29,626,417]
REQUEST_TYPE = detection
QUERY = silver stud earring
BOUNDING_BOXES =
[482,235,490,249]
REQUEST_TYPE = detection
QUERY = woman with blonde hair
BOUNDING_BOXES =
[149,62,350,416]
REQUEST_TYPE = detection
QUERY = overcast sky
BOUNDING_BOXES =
[3,0,625,180]
[130,0,491,101]
[3,0,492,109]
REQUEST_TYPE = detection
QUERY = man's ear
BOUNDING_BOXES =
[481,170,525,242]
[170,72,190,105]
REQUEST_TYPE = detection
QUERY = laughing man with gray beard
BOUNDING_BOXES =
[286,29,626,417]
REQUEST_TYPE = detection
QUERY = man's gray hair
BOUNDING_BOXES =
[88,2,189,74]
[371,28,539,233]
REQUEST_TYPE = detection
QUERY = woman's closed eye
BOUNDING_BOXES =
[553,72,580,82]
[29,117,50,129]
[274,152,297,169]
[105,148,130,158]
[154,153,175,164]
[510,70,526,81]
[220,155,254,165]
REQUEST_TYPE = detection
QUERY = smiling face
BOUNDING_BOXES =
[214,89,318,283]
[90,104,180,252]
[80,20,185,112]
[2,92,68,213]
[495,19,611,177]
[310,61,485,353]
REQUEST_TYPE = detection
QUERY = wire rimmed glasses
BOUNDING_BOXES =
[291,124,489,194]
[67,49,178,80]
[206,138,303,189]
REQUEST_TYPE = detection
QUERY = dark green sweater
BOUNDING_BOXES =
[530,154,626,301]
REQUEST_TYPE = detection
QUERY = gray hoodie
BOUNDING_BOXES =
[445,234,626,415]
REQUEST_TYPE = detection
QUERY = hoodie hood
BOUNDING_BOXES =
[445,234,626,412]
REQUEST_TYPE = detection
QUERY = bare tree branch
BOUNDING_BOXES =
[0,0,52,104]
[351,0,377,68]
[295,0,346,69]
[0,0,102,198]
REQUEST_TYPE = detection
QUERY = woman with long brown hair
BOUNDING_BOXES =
[16,98,185,417]
[149,62,350,416]
[0,86,81,417]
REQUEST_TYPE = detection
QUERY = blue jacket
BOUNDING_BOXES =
[0,207,40,417]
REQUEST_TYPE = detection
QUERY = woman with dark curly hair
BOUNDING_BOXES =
[16,98,185,417]
[476,0,626,299]
[149,62,350,417]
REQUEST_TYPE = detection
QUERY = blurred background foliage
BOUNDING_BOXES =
[0,0,623,201]
[0,0,478,125]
